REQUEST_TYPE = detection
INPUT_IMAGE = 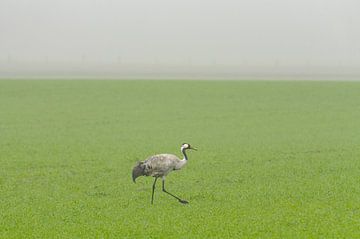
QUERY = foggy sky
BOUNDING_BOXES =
[1,0,359,68]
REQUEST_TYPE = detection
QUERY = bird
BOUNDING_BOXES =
[132,143,197,204]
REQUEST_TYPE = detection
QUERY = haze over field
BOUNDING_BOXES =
[1,0,359,79]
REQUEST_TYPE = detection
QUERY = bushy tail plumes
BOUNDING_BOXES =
[132,162,145,183]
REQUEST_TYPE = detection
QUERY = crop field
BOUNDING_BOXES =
[0,80,360,238]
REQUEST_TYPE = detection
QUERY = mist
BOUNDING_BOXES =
[1,0,359,79]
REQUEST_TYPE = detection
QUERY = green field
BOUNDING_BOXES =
[0,80,359,238]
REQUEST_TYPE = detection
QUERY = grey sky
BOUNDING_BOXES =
[1,0,359,69]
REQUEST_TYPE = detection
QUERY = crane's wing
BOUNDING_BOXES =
[132,154,181,181]
[143,154,180,176]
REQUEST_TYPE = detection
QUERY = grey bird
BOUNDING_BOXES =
[132,143,197,204]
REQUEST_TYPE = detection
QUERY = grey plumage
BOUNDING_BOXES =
[132,143,197,204]
[132,154,183,182]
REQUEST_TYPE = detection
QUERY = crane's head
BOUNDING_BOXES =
[181,143,197,151]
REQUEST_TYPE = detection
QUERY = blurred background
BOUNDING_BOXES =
[1,0,359,79]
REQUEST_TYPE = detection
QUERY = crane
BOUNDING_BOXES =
[132,143,197,204]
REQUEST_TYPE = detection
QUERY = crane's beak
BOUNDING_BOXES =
[190,146,197,151]
[132,162,145,183]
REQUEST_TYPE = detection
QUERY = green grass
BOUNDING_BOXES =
[0,80,360,238]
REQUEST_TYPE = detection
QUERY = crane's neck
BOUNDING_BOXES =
[181,148,188,161]
[174,147,189,170]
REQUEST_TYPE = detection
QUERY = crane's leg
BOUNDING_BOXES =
[162,176,188,204]
[151,177,158,204]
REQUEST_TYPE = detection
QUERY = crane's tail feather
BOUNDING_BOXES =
[132,161,145,183]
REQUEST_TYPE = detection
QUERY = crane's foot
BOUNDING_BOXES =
[179,199,189,204]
